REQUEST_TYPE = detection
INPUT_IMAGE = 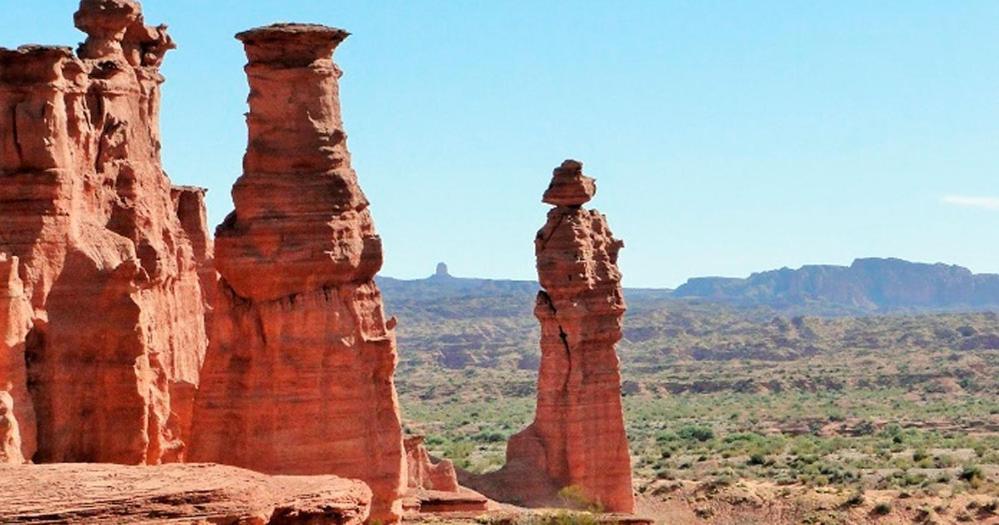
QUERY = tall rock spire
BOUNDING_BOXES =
[463,160,635,513]
[190,23,406,523]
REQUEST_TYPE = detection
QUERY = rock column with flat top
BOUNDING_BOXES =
[190,23,406,523]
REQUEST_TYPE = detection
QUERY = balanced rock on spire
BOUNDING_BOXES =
[541,159,596,207]
[461,160,635,513]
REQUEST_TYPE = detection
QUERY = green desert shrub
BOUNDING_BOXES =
[677,425,715,442]
[872,501,893,515]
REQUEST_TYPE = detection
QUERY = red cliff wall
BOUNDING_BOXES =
[190,24,406,523]
[0,0,208,464]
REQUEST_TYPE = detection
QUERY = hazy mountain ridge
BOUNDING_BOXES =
[379,258,999,315]
[674,257,999,313]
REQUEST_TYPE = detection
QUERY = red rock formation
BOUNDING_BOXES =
[171,185,215,306]
[463,160,635,513]
[0,0,207,463]
[0,255,33,458]
[0,390,24,464]
[403,436,491,515]
[191,23,405,522]
[406,436,460,492]
[0,463,372,524]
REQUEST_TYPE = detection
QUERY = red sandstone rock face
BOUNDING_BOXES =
[0,0,207,464]
[463,160,635,513]
[191,23,406,523]
[0,255,33,458]
[406,435,460,492]
[0,463,372,524]
[0,391,24,464]
[171,186,214,297]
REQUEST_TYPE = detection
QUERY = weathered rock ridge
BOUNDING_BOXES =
[0,463,371,524]
[190,23,406,523]
[0,0,208,464]
[406,435,460,493]
[403,435,490,515]
[463,160,635,512]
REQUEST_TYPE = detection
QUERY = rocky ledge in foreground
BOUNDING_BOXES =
[0,463,371,524]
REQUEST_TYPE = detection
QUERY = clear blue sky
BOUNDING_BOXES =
[3,1,998,288]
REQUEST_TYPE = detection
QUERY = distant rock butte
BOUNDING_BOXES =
[0,0,208,464]
[189,23,406,523]
[0,463,371,524]
[463,160,635,512]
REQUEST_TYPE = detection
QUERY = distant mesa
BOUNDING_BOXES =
[674,257,999,312]
[379,257,999,316]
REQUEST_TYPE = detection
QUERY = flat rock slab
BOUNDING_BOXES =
[403,488,490,514]
[0,463,371,524]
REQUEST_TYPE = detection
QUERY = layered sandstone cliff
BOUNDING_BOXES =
[463,160,635,513]
[0,0,208,463]
[190,23,406,522]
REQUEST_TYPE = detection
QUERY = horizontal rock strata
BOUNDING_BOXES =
[0,0,208,464]
[0,463,371,524]
[191,23,405,523]
[463,160,635,513]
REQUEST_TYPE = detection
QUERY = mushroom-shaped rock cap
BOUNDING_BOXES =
[542,159,596,207]
[236,23,349,66]
[74,0,141,38]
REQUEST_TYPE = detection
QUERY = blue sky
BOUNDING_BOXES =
[3,1,997,287]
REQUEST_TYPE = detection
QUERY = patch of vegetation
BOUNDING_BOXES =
[393,300,999,500]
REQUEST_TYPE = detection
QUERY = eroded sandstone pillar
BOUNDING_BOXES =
[0,0,208,464]
[463,160,635,513]
[0,255,33,458]
[190,24,406,523]
[0,391,25,464]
